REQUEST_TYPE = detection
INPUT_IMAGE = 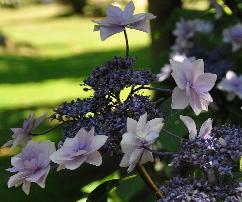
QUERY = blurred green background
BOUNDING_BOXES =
[0,0,211,201]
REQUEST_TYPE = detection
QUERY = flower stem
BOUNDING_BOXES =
[123,28,129,57]
[162,128,182,140]
[132,86,172,95]
[136,164,163,199]
[143,146,175,157]
[31,121,71,136]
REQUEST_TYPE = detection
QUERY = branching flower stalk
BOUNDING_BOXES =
[137,164,163,199]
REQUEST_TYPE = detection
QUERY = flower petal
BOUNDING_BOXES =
[120,153,130,167]
[126,13,156,24]
[22,182,31,195]
[189,90,203,115]
[99,26,124,41]
[194,73,217,93]
[199,118,213,139]
[123,1,135,21]
[170,60,187,89]
[171,87,189,109]
[140,150,153,164]
[127,148,143,172]
[191,59,204,82]
[86,151,102,166]
[136,112,147,132]
[107,5,122,17]
[180,115,197,140]
[64,157,86,170]
[127,117,137,134]
[89,135,108,152]
[145,118,164,134]
[128,20,150,32]
[120,132,140,154]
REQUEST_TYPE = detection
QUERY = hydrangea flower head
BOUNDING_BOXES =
[218,71,242,100]
[50,128,108,171]
[180,115,213,140]
[120,112,164,172]
[2,112,46,148]
[170,58,217,115]
[223,23,242,52]
[7,140,55,195]
[93,1,156,41]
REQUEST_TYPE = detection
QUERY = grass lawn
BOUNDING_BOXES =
[0,3,156,202]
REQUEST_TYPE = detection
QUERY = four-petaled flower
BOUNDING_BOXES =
[50,128,108,171]
[223,23,242,52]
[2,112,46,148]
[7,140,56,195]
[157,53,196,82]
[170,58,217,115]
[93,1,156,41]
[218,71,242,100]
[120,112,164,172]
[180,115,213,140]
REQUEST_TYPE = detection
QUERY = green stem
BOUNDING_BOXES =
[31,121,71,136]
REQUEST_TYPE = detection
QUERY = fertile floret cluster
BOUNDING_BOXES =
[51,57,162,155]
[171,125,242,175]
[158,176,242,202]
[84,56,156,97]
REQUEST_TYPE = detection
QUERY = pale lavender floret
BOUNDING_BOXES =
[180,115,213,140]
[93,1,156,41]
[7,140,55,195]
[50,128,108,171]
[223,23,242,52]
[157,53,196,82]
[120,112,164,172]
[172,18,213,53]
[218,71,242,100]
[170,59,217,115]
[2,112,46,148]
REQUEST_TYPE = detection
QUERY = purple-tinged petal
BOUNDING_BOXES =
[200,92,213,102]
[121,132,140,154]
[127,117,138,134]
[180,115,197,140]
[189,89,203,115]
[64,157,86,170]
[107,5,122,17]
[127,148,143,172]
[85,151,102,166]
[140,150,153,164]
[35,166,50,188]
[88,135,108,152]
[120,153,130,167]
[194,73,217,93]
[171,87,189,109]
[136,112,147,133]
[199,118,213,139]
[170,59,189,89]
[191,59,204,82]
[99,26,124,41]
[123,1,135,21]
[22,182,31,195]
[128,20,150,32]
[126,13,156,24]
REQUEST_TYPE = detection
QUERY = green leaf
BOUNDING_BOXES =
[86,179,120,202]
